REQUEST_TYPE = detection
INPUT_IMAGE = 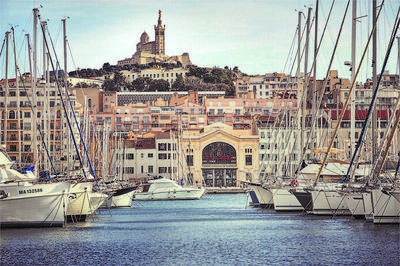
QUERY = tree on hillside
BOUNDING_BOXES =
[149,79,170,92]
[101,71,127,91]
[172,74,185,91]
[102,62,112,72]
[131,77,151,92]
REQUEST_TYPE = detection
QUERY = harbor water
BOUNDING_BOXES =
[1,194,399,265]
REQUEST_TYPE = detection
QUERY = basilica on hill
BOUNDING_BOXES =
[117,10,192,67]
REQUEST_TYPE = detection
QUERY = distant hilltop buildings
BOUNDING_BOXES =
[117,10,192,67]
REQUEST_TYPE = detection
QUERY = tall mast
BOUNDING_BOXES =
[11,27,22,165]
[62,18,68,77]
[33,8,39,172]
[297,11,302,168]
[313,0,319,149]
[350,0,357,157]
[302,7,312,159]
[42,20,48,172]
[371,0,378,164]
[62,17,71,177]
[4,31,10,150]
[26,33,34,171]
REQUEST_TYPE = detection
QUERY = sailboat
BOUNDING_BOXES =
[0,148,71,228]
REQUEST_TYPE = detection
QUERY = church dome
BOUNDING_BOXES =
[140,32,149,44]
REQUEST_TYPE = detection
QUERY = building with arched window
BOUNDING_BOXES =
[180,122,259,187]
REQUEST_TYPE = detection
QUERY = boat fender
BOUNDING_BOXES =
[291,179,299,187]
[0,190,8,199]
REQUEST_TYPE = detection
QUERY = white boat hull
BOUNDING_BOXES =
[371,189,400,224]
[389,190,400,204]
[249,185,273,208]
[89,192,108,213]
[344,192,369,219]
[311,190,351,216]
[66,182,93,222]
[270,188,303,211]
[102,190,135,208]
[0,181,71,228]
[134,188,204,201]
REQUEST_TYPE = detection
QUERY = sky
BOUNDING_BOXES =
[0,0,399,81]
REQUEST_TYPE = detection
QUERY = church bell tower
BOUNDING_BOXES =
[154,10,165,55]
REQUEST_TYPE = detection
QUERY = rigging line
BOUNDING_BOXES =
[39,20,88,179]
[273,0,337,178]
[15,65,59,177]
[258,15,315,180]
[316,0,386,186]
[67,40,88,96]
[289,18,308,77]
[42,21,96,178]
[344,5,400,183]
[295,0,340,173]
[0,36,5,58]
[281,27,298,74]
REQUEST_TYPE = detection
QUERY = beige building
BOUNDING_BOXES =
[180,122,259,186]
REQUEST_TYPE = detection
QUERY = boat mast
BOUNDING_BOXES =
[26,33,34,171]
[342,2,399,182]
[297,11,302,171]
[313,0,319,151]
[371,0,378,164]
[33,8,39,174]
[350,0,357,158]
[62,18,71,177]
[302,7,311,162]
[41,21,48,172]
[11,27,22,166]
[4,31,9,153]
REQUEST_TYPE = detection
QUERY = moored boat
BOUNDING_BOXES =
[133,176,205,201]
[101,185,137,208]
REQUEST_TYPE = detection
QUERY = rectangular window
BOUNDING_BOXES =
[148,153,153,158]
[159,167,167,173]
[125,167,134,174]
[186,155,193,166]
[24,112,31,118]
[148,165,153,173]
[245,155,252,166]
[126,153,134,160]
[158,153,167,160]
[158,143,167,151]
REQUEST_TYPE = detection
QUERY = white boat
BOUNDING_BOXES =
[101,186,137,208]
[66,182,95,222]
[89,191,109,212]
[370,188,400,224]
[343,191,369,219]
[309,183,352,216]
[0,150,71,228]
[270,187,304,211]
[248,184,273,208]
[133,177,205,201]
[0,181,71,228]
[389,189,400,204]
[311,190,351,216]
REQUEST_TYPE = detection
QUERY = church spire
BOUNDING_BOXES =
[158,10,162,27]
[154,10,165,55]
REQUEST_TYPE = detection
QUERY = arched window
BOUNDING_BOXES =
[9,110,15,119]
[202,142,236,164]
